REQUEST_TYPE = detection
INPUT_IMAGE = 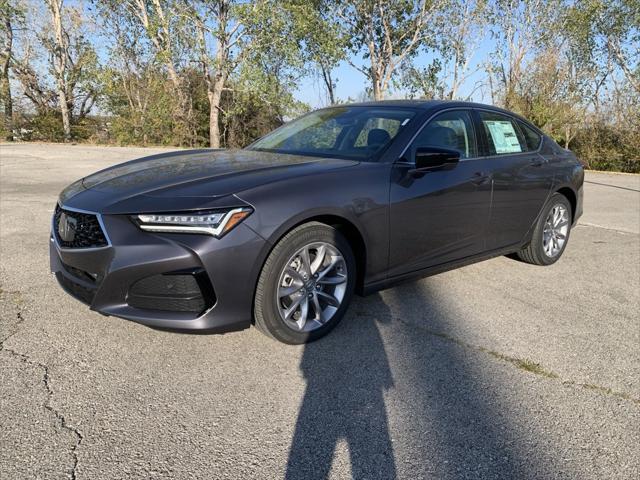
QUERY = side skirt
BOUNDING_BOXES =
[360,243,521,296]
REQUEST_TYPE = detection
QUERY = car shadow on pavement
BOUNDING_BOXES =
[286,282,551,479]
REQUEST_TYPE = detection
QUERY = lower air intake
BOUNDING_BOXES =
[127,270,214,314]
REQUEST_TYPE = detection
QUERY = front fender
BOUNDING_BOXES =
[238,162,391,286]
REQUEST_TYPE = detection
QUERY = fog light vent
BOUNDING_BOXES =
[127,270,214,314]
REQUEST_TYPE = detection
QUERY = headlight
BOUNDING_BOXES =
[132,207,252,237]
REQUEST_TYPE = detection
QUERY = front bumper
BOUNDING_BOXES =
[50,210,267,332]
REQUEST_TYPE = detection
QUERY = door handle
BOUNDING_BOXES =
[531,158,546,167]
[471,172,490,185]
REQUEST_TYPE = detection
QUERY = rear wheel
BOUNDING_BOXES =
[516,193,572,266]
[254,222,356,344]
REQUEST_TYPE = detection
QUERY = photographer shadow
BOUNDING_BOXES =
[285,280,551,479]
[285,295,396,479]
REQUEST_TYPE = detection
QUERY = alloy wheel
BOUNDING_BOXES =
[276,242,348,332]
[542,204,569,258]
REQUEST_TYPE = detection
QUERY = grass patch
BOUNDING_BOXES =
[480,348,559,378]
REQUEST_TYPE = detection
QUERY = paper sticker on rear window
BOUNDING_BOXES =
[484,120,522,154]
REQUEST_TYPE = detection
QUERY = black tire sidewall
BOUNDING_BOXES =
[255,223,356,344]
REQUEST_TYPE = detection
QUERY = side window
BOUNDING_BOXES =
[478,111,525,155]
[518,120,542,151]
[411,110,477,159]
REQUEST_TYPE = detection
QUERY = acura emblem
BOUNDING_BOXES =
[58,212,77,242]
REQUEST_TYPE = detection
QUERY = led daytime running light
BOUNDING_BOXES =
[135,208,251,237]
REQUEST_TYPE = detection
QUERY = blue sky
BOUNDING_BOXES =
[293,41,496,109]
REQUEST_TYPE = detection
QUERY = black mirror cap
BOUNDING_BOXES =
[414,147,461,170]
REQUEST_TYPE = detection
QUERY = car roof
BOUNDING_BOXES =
[333,99,540,131]
[333,99,518,115]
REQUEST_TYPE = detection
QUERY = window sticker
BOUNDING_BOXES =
[484,120,522,154]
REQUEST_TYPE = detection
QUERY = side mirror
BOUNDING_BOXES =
[414,147,460,170]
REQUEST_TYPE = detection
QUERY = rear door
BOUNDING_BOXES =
[388,109,492,277]
[473,110,554,249]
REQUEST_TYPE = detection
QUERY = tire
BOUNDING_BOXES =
[254,222,356,344]
[516,192,572,266]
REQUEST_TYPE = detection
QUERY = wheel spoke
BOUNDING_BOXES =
[311,294,322,321]
[545,241,552,255]
[296,298,309,330]
[318,274,347,285]
[279,285,301,298]
[317,257,339,280]
[300,248,312,276]
[284,268,304,283]
[310,245,327,274]
[284,296,303,320]
[317,290,340,307]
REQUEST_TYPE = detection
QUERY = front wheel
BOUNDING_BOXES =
[516,193,572,266]
[254,222,356,344]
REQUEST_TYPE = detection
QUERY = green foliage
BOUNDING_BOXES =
[100,67,177,146]
[5,0,638,173]
[572,117,640,173]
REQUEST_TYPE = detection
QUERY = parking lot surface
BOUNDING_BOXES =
[1,143,639,479]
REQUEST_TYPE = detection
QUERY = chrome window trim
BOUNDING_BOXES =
[397,106,543,166]
[52,203,112,251]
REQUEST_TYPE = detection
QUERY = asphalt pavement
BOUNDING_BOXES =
[1,143,638,479]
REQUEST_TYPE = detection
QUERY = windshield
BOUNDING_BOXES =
[247,106,417,161]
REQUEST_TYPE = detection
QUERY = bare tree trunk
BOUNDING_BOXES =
[1,15,13,140]
[129,0,188,142]
[371,68,383,100]
[208,77,224,149]
[194,0,233,149]
[320,63,336,105]
[46,0,72,141]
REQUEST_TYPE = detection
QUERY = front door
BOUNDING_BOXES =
[388,110,492,278]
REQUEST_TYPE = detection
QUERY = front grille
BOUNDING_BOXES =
[56,272,97,305]
[53,205,108,249]
[127,270,214,314]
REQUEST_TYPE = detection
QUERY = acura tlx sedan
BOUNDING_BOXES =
[51,101,584,344]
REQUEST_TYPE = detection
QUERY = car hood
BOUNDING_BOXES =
[59,149,359,213]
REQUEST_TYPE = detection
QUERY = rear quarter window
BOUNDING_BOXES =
[518,120,542,151]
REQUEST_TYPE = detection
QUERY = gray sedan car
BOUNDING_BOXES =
[51,101,584,343]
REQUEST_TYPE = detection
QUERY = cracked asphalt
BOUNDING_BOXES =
[1,143,639,479]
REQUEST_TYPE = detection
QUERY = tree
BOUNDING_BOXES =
[0,0,23,140]
[293,0,348,105]
[43,0,72,140]
[400,0,488,101]
[116,0,195,143]
[189,0,242,148]
[439,0,488,100]
[488,0,563,109]
[332,0,444,100]
[566,0,639,95]
[188,0,308,147]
